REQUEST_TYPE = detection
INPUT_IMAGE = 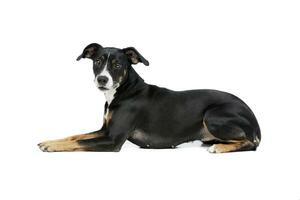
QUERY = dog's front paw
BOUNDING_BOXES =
[38,139,85,152]
[38,141,57,152]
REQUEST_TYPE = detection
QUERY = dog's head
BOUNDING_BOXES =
[77,43,149,91]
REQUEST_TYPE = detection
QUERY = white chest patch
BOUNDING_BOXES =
[104,88,116,105]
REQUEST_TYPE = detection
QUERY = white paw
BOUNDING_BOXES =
[207,144,223,153]
[207,144,217,153]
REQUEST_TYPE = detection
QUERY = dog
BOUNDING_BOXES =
[38,43,261,153]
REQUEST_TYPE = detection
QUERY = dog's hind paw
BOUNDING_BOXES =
[207,144,218,153]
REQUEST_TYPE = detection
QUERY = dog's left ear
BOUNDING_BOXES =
[77,43,102,61]
[123,47,149,66]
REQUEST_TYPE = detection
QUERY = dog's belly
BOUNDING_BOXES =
[128,129,173,148]
[128,129,201,149]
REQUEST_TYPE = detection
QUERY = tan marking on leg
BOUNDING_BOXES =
[208,140,254,153]
[40,132,100,144]
[66,132,101,141]
[105,111,113,126]
[38,132,104,152]
[39,141,87,152]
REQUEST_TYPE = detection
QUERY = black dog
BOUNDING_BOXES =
[38,43,261,153]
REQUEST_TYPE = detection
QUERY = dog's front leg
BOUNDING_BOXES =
[39,108,136,152]
[71,118,135,152]
[38,129,128,152]
[38,130,108,152]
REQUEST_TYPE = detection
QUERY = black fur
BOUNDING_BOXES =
[75,43,261,152]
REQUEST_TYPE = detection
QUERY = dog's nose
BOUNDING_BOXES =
[97,76,108,85]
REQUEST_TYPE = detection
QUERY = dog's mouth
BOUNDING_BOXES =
[98,86,109,91]
[97,83,119,91]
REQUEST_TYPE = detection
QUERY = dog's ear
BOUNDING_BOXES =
[77,43,102,61]
[122,47,149,66]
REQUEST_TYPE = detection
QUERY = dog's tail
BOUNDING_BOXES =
[253,125,261,148]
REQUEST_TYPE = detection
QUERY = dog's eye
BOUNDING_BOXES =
[95,56,105,65]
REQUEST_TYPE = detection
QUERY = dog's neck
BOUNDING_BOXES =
[105,66,147,106]
[104,88,117,105]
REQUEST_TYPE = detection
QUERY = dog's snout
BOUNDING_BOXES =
[97,76,108,85]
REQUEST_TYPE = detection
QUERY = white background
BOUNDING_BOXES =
[0,0,299,199]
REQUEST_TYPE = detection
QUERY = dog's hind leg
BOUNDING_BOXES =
[201,104,260,153]
[200,121,256,153]
[207,140,255,153]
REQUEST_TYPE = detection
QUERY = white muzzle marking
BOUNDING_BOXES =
[94,53,113,89]
[94,53,119,105]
